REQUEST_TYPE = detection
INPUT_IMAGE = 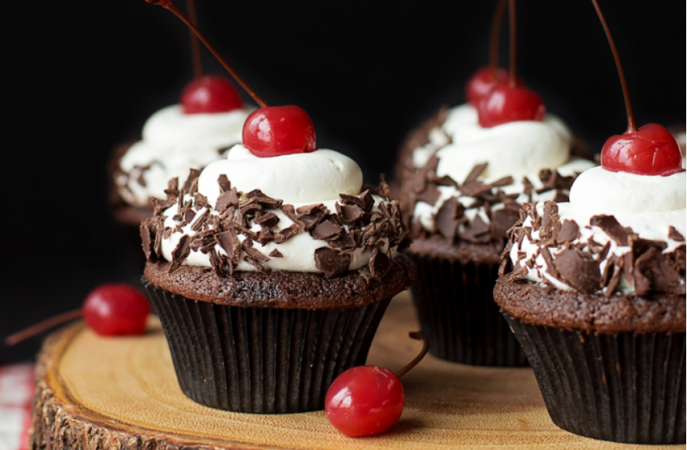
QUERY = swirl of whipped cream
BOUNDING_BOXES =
[117,105,252,206]
[198,145,363,206]
[156,148,397,274]
[570,166,686,215]
[435,106,571,183]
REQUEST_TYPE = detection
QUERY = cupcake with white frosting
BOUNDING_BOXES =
[140,142,415,413]
[399,103,595,366]
[494,162,685,443]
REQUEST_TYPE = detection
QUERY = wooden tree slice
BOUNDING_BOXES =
[30,292,677,449]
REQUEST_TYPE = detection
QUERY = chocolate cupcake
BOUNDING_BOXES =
[140,144,415,414]
[399,102,595,366]
[494,165,686,443]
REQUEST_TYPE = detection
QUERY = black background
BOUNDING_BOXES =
[1,0,684,362]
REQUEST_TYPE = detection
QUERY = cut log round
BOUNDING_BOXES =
[30,292,675,449]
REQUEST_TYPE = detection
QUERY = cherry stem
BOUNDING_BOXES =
[157,1,269,108]
[185,0,203,82]
[507,0,517,87]
[395,331,429,379]
[489,0,508,73]
[5,309,83,346]
[590,0,636,133]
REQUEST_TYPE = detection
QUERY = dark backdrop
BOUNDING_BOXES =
[1,0,684,362]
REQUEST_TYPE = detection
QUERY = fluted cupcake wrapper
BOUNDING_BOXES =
[410,254,528,366]
[143,278,390,414]
[503,312,686,444]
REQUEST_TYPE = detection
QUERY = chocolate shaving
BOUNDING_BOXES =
[338,204,364,224]
[463,163,487,184]
[273,224,302,244]
[215,189,240,214]
[169,235,191,272]
[460,180,491,198]
[217,174,231,193]
[182,169,201,195]
[669,226,685,242]
[311,220,343,240]
[268,249,283,258]
[553,248,601,294]
[314,247,350,277]
[590,215,635,246]
[254,212,280,228]
[243,244,270,263]
[215,230,241,264]
[434,197,460,240]
[491,208,520,239]
[416,183,441,206]
[369,247,391,281]
[556,219,579,243]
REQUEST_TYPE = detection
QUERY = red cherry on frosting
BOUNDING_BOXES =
[83,284,150,336]
[180,75,243,114]
[601,123,682,176]
[477,83,545,128]
[242,105,317,157]
[465,67,521,107]
[325,366,405,437]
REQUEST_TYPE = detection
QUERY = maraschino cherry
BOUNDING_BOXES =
[147,0,316,158]
[5,284,150,346]
[477,0,545,128]
[465,0,512,107]
[325,331,429,437]
[590,0,682,176]
[181,75,243,114]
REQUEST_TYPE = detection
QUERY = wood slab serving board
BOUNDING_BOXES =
[30,291,679,449]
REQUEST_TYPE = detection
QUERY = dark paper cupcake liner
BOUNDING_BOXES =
[410,254,528,366]
[143,278,391,414]
[503,312,686,444]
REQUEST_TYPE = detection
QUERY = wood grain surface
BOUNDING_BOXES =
[30,291,681,449]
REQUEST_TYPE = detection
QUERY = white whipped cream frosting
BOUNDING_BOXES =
[198,145,363,206]
[511,167,686,293]
[117,104,252,206]
[412,103,594,232]
[159,146,395,273]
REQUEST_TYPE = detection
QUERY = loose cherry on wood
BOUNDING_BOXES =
[83,284,151,336]
[325,366,404,437]
[180,75,243,114]
[5,284,151,346]
[242,105,316,157]
[324,331,429,437]
[601,123,682,176]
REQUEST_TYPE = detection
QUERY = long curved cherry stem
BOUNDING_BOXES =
[148,0,269,108]
[590,0,636,133]
[395,331,429,379]
[507,0,517,87]
[185,0,203,82]
[489,0,508,73]
[5,310,83,346]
